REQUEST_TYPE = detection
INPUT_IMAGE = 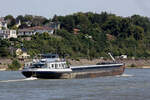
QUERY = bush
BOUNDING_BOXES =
[0,47,10,57]
[8,59,21,70]
[130,63,137,68]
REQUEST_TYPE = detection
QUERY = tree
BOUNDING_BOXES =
[133,26,144,40]
[102,16,122,36]
[0,47,9,57]
[61,15,75,32]
[8,59,21,70]
[16,15,25,22]
[32,16,48,26]
[5,15,16,28]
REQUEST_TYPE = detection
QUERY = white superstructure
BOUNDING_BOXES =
[23,60,72,72]
[23,54,72,72]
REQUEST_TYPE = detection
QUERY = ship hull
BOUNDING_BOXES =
[22,64,125,79]
[71,65,125,78]
[22,71,70,79]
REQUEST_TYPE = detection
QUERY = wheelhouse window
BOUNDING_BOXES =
[62,64,65,68]
[51,64,54,68]
[59,64,61,69]
[33,63,44,68]
[55,64,58,69]
[49,62,70,69]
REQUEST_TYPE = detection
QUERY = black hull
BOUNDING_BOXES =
[22,71,70,79]
[22,64,125,79]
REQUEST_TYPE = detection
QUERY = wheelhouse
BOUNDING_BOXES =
[24,61,70,69]
[46,61,70,69]
[41,54,59,59]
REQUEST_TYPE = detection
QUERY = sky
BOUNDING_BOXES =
[0,0,150,18]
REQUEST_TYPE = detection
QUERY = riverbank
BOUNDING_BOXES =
[68,58,150,68]
[0,58,31,71]
[1,58,150,71]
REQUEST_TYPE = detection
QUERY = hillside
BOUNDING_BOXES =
[1,12,150,59]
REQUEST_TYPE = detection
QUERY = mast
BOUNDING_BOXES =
[108,52,116,62]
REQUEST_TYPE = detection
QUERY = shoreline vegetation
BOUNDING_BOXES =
[1,12,150,71]
[1,58,150,71]
[1,12,150,61]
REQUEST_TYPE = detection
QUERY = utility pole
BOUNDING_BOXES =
[85,35,92,60]
[134,46,136,58]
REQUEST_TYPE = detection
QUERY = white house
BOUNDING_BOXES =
[18,26,54,36]
[18,29,36,36]
[16,48,30,59]
[15,20,21,28]
[0,17,7,30]
[45,22,60,30]
[0,29,17,39]
[120,55,127,59]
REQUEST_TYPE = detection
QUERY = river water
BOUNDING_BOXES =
[0,69,150,100]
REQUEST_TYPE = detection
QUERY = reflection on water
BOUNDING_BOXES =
[0,74,133,83]
[0,69,150,100]
[0,77,37,83]
[116,73,133,77]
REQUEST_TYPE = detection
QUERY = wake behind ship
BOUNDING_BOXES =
[22,54,125,79]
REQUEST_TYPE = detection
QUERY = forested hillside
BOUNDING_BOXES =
[1,12,150,59]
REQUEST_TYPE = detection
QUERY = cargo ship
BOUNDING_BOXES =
[21,53,125,79]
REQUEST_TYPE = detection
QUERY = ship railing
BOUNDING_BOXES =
[45,58,66,63]
[33,59,40,63]
[24,61,33,68]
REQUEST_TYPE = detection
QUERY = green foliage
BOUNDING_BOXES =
[20,12,150,58]
[0,40,10,57]
[130,64,137,68]
[0,47,9,57]
[2,12,150,59]
[8,59,21,70]
[4,15,16,28]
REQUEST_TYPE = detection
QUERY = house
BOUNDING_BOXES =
[18,26,54,36]
[120,55,127,59]
[106,34,116,41]
[0,29,17,39]
[18,29,35,36]
[73,28,80,34]
[16,48,30,59]
[21,37,32,41]
[116,55,128,59]
[45,22,60,30]
[15,20,21,28]
[25,21,32,27]
[28,26,54,34]
[0,17,7,30]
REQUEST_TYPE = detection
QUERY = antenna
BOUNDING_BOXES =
[108,52,116,62]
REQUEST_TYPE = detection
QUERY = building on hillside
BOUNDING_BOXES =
[21,37,32,41]
[24,21,32,27]
[0,17,7,30]
[18,29,35,36]
[45,22,60,30]
[15,20,21,28]
[28,26,54,34]
[0,29,17,39]
[120,55,127,59]
[73,28,80,34]
[18,26,54,36]
[16,48,30,59]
